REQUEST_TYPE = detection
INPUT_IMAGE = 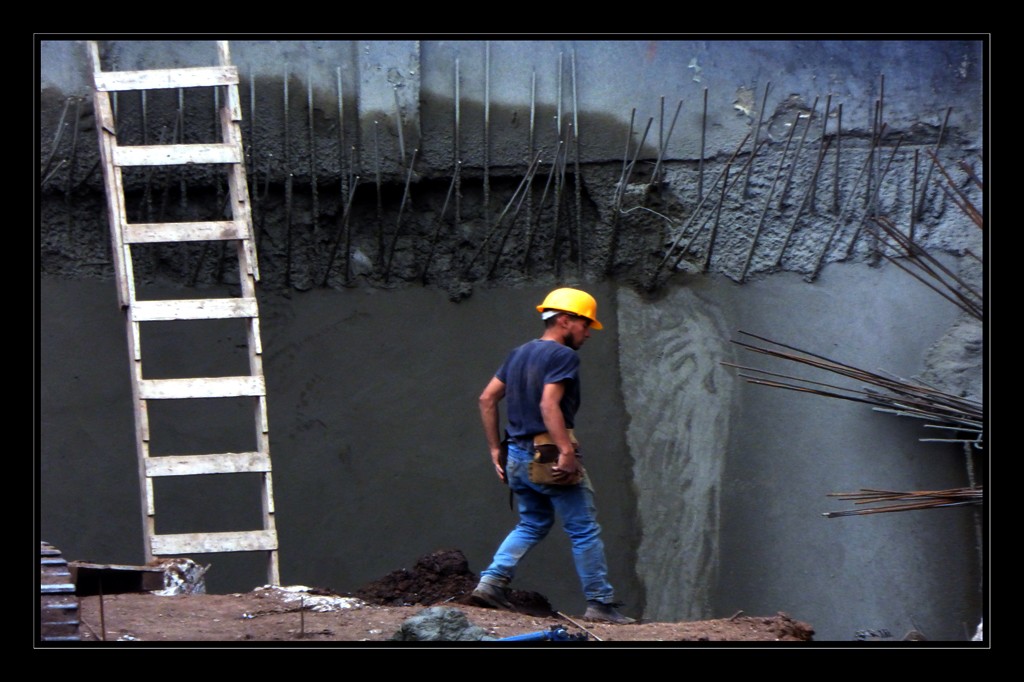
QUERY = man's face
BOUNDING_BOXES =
[564,314,592,351]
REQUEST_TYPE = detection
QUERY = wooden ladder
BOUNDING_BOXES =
[87,40,279,585]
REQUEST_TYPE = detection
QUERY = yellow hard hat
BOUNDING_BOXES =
[536,288,603,329]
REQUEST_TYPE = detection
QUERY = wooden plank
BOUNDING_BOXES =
[93,65,238,92]
[131,297,258,322]
[125,220,248,243]
[139,376,265,400]
[145,452,271,477]
[113,142,241,167]
[151,530,278,555]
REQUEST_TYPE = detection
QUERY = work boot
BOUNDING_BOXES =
[471,581,513,609]
[583,601,636,625]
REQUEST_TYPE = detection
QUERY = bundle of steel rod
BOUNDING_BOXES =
[870,215,983,321]
[928,149,983,229]
[823,486,982,517]
[725,330,982,444]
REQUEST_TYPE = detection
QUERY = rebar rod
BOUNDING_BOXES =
[249,68,261,232]
[213,88,227,283]
[64,95,82,203]
[553,123,569,278]
[725,361,977,423]
[41,95,72,183]
[832,103,842,214]
[926,148,983,227]
[139,92,154,222]
[959,158,983,191]
[466,150,543,277]
[777,97,818,210]
[321,175,359,286]
[283,70,293,289]
[523,146,561,274]
[484,42,491,232]
[806,133,875,278]
[739,110,801,281]
[527,69,536,240]
[916,108,953,219]
[615,117,653,212]
[604,108,634,274]
[421,162,461,283]
[864,100,878,211]
[42,159,67,186]
[657,95,664,177]
[808,94,830,213]
[393,86,406,171]
[824,487,981,518]
[374,119,383,267]
[734,364,980,428]
[844,135,903,261]
[875,76,885,218]
[909,149,919,243]
[489,152,544,279]
[655,133,751,275]
[337,66,347,212]
[308,65,319,236]
[384,148,418,283]
[176,89,187,210]
[871,216,983,316]
[667,137,765,274]
[572,50,583,276]
[343,168,358,284]
[699,87,708,201]
[731,331,982,419]
[702,164,729,273]
[875,251,981,320]
[454,58,461,234]
[671,139,766,273]
[556,51,563,143]
[772,140,831,271]
[613,109,636,209]
[157,108,182,224]
[742,81,770,199]
[649,98,682,191]
[873,214,982,300]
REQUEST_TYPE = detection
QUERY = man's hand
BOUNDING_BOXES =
[552,448,578,479]
[491,447,507,483]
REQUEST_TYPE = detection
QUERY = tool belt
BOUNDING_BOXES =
[528,430,585,486]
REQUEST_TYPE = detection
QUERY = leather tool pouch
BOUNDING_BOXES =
[528,431,585,486]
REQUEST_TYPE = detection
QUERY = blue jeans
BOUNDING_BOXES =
[480,442,616,604]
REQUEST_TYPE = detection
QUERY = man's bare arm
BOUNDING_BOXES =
[479,376,507,481]
[540,381,578,476]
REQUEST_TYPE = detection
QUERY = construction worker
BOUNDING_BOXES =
[472,288,636,625]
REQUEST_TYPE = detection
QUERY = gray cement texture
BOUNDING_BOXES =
[40,265,983,640]
[37,37,986,642]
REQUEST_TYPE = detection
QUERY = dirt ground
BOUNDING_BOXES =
[65,549,815,645]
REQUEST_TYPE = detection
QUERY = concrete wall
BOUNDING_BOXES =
[37,37,985,641]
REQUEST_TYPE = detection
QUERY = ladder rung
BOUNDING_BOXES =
[151,530,278,555]
[125,220,248,244]
[146,452,271,477]
[93,65,238,92]
[40,583,77,594]
[139,376,265,400]
[113,143,241,167]
[132,298,258,322]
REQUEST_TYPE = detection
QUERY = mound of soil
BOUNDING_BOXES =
[60,548,816,644]
[354,548,555,617]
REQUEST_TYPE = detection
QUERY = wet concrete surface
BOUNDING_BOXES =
[40,265,982,640]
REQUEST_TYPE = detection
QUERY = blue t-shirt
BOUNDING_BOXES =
[496,339,581,439]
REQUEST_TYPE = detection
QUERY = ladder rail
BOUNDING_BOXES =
[88,40,279,585]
